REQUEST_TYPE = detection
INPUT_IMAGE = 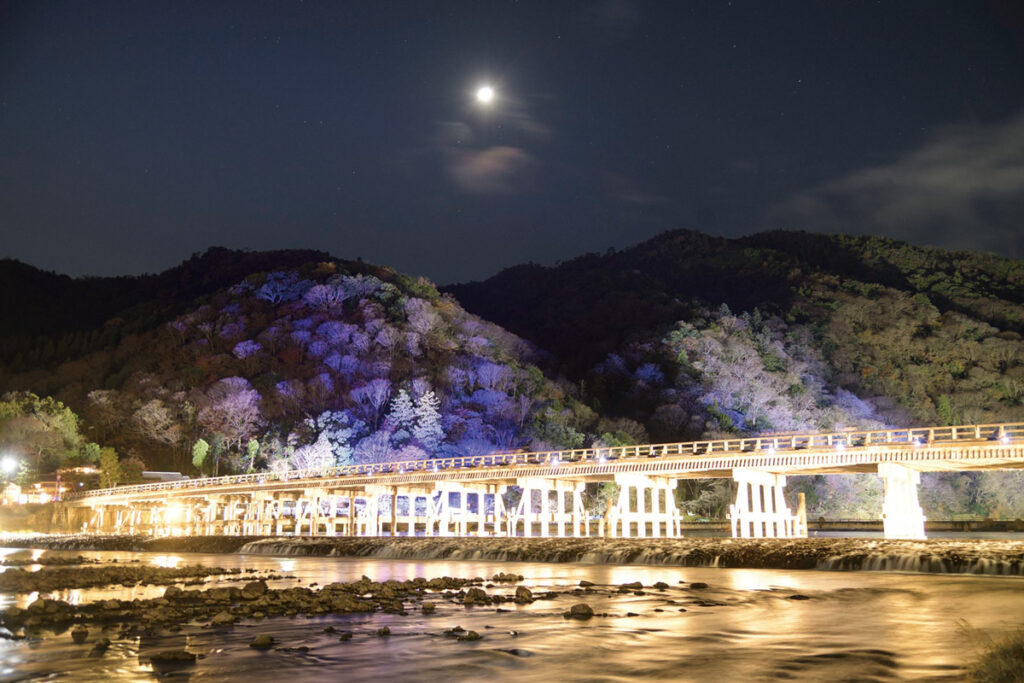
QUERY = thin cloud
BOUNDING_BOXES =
[764,115,1024,257]
[432,96,548,196]
[449,145,534,195]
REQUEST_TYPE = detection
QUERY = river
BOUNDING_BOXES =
[2,543,1023,682]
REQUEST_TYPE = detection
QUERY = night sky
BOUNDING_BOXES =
[2,1,1023,283]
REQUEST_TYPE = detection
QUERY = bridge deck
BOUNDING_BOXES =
[65,422,1024,506]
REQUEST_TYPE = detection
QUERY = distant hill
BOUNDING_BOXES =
[445,230,1023,379]
[446,230,1024,424]
[0,247,331,371]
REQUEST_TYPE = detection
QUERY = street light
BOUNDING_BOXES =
[1,455,17,476]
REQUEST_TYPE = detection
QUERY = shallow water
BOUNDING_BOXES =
[2,546,1022,682]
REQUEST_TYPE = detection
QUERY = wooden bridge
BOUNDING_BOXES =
[63,422,1024,540]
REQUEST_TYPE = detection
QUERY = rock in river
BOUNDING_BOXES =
[566,603,595,619]
[250,635,275,649]
[210,610,237,627]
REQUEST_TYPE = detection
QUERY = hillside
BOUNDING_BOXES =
[446,230,1024,427]
[0,254,600,477]
[445,230,1024,519]
[0,248,331,372]
[1,232,1022,519]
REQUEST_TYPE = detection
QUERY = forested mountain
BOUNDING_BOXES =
[0,248,331,372]
[1,232,1022,519]
[446,230,1024,427]
[0,253,600,482]
[446,230,1024,519]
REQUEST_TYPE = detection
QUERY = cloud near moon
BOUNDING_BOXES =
[449,145,534,195]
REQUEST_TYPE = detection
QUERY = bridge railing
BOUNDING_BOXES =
[67,422,1024,501]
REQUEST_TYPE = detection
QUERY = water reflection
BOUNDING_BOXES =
[150,554,184,568]
[1,547,1022,681]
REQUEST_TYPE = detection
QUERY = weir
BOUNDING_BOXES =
[65,422,1024,541]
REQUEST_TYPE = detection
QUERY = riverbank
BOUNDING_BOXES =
[3,534,1023,574]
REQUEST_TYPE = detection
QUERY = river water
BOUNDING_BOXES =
[2,546,1023,682]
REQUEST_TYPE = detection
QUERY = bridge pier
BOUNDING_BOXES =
[423,483,505,537]
[512,478,584,538]
[878,463,926,539]
[607,474,682,538]
[729,469,806,538]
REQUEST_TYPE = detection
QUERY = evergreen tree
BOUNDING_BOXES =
[412,391,444,451]
[192,438,210,473]
[386,389,416,440]
[98,447,121,488]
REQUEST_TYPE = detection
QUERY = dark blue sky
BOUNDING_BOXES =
[2,1,1023,282]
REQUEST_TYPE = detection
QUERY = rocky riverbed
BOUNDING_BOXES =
[3,544,1023,681]
[4,534,1022,574]
[0,562,260,593]
[1,568,701,653]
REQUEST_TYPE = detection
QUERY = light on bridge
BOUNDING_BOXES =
[165,505,187,524]
[1001,434,1011,445]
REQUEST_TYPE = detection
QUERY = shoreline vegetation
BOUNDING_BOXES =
[970,629,1024,683]
[2,534,1023,575]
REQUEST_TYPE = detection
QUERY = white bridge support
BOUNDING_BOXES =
[729,469,806,538]
[606,473,682,539]
[510,478,588,538]
[426,482,506,537]
[878,462,926,539]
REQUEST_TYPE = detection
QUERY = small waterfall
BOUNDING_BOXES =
[7,534,1023,576]
[816,551,1022,575]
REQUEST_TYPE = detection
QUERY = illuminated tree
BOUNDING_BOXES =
[412,391,444,451]
[197,377,263,469]
[351,379,391,428]
[98,447,121,488]
[191,438,210,473]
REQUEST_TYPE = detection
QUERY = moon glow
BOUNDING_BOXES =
[476,85,495,104]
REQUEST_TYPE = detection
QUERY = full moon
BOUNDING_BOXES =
[476,85,495,104]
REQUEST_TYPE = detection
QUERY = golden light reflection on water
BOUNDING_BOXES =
[723,568,802,592]
[3,546,1024,682]
[149,555,183,568]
